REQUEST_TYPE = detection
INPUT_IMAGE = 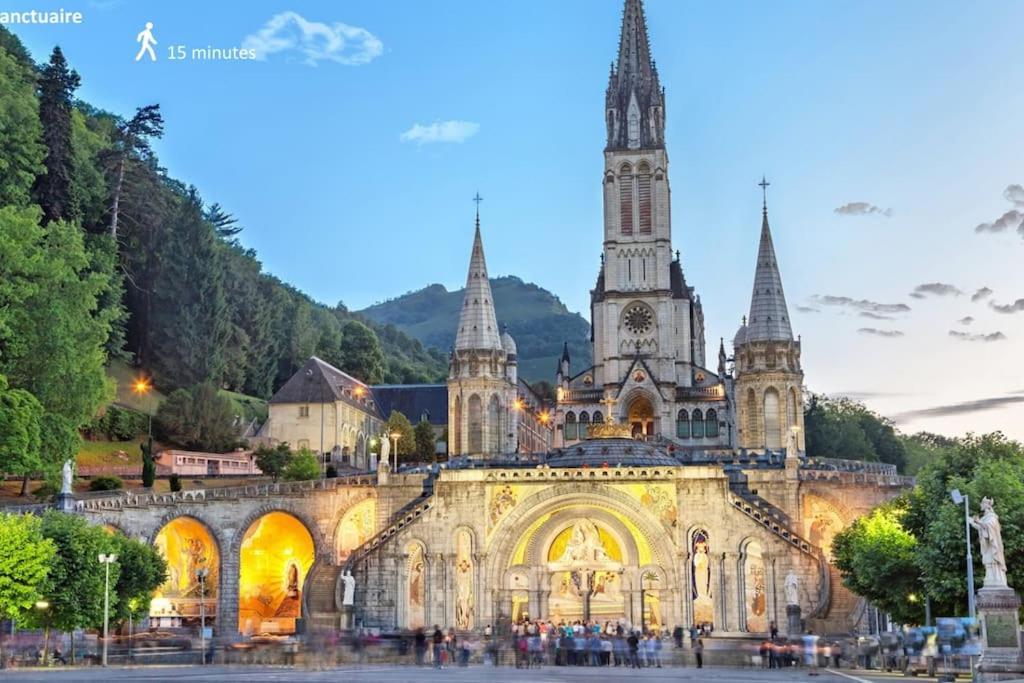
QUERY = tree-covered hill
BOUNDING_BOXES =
[358,276,592,382]
[0,26,446,485]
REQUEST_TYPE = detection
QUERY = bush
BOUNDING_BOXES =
[32,481,58,501]
[85,405,149,441]
[283,449,320,481]
[89,476,123,491]
[168,473,182,492]
[325,464,337,478]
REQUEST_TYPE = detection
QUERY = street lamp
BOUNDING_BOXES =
[950,489,976,619]
[196,568,209,665]
[389,432,400,470]
[132,377,153,439]
[35,601,50,665]
[98,553,118,666]
[127,597,139,664]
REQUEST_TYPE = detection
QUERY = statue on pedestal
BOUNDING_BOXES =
[341,570,356,606]
[971,497,1008,588]
[784,571,800,606]
[378,435,390,470]
[61,459,74,495]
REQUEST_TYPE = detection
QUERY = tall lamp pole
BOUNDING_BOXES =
[98,553,118,666]
[196,568,209,665]
[390,432,400,471]
[950,489,976,619]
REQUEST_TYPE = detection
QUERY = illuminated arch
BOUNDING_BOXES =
[237,511,316,635]
[150,516,221,624]
[335,497,377,562]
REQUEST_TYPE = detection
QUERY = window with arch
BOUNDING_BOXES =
[467,394,483,453]
[788,387,799,430]
[691,409,705,438]
[619,165,633,235]
[579,411,591,439]
[676,409,690,439]
[452,396,462,456]
[488,394,501,453]
[745,388,757,443]
[564,411,577,441]
[592,410,603,425]
[705,409,719,438]
[764,389,782,449]
[638,163,652,234]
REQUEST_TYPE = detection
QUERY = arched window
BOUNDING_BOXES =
[564,411,577,441]
[619,165,633,235]
[638,163,652,234]
[705,409,719,438]
[452,396,462,456]
[764,389,781,449]
[745,388,757,444]
[788,387,799,430]
[676,409,690,439]
[468,394,483,453]
[592,410,603,425]
[488,394,501,453]
[691,409,705,438]
[579,411,591,439]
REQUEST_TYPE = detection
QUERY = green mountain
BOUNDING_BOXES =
[358,276,592,383]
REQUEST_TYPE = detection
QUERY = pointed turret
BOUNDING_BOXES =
[744,180,793,342]
[454,209,502,352]
[605,0,665,151]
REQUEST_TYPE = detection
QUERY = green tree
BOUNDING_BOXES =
[283,448,320,481]
[832,498,923,624]
[804,394,907,470]
[0,374,44,493]
[0,207,116,426]
[414,419,436,462]
[33,46,81,223]
[0,45,44,208]
[104,104,163,239]
[338,319,385,384]
[0,513,55,621]
[255,443,291,482]
[155,382,239,452]
[383,411,416,461]
[109,532,166,625]
[29,512,119,662]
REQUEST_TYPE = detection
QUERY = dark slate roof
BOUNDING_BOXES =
[670,259,690,299]
[371,384,448,426]
[545,438,679,468]
[269,356,381,418]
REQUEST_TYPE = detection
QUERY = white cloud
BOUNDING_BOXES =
[242,11,383,66]
[400,120,480,145]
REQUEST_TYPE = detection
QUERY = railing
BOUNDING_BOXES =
[802,457,898,476]
[76,474,377,511]
[560,389,604,403]
[674,386,726,400]
[343,472,437,573]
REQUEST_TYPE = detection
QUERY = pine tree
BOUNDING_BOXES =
[33,47,80,224]
[105,104,163,238]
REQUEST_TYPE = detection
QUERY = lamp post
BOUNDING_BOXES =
[196,568,209,665]
[35,600,50,665]
[132,378,153,439]
[98,553,118,666]
[950,489,976,619]
[127,598,139,664]
[389,432,400,471]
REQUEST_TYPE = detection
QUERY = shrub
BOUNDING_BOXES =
[283,449,320,481]
[168,473,182,492]
[32,481,58,501]
[89,476,123,491]
[85,405,149,441]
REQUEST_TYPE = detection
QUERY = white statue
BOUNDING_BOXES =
[61,459,74,495]
[784,571,800,606]
[378,435,390,469]
[341,570,356,606]
[970,497,1008,588]
[558,519,611,564]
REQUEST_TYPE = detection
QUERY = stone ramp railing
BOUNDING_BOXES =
[342,475,436,574]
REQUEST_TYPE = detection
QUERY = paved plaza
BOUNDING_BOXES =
[0,665,948,683]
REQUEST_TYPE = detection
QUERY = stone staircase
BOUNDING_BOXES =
[724,477,831,620]
[302,561,343,631]
[807,564,865,635]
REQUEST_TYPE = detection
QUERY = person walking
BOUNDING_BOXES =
[694,637,705,669]
[414,627,427,665]
[431,625,444,669]
[627,631,640,668]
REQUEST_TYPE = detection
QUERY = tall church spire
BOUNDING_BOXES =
[455,202,502,351]
[605,0,665,151]
[745,177,794,342]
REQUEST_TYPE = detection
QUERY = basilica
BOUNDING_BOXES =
[77,0,908,642]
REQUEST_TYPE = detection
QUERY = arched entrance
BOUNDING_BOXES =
[336,498,376,561]
[238,511,315,635]
[627,395,655,437]
[150,516,220,627]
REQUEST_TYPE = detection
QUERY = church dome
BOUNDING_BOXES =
[545,438,679,468]
[501,327,517,356]
[733,323,748,347]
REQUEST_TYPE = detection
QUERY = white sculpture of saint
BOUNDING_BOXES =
[558,519,610,565]
[61,459,74,495]
[970,497,1008,588]
[378,435,390,469]
[341,570,356,606]
[784,571,800,606]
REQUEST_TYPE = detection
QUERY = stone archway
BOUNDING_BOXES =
[625,393,656,437]
[150,516,221,627]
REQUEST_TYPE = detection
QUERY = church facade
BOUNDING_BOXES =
[74,0,908,644]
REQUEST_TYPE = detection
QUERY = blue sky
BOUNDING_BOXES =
[6,0,1024,438]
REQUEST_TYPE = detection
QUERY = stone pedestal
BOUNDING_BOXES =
[340,606,355,631]
[56,492,76,512]
[786,604,802,637]
[377,461,390,485]
[976,587,1024,681]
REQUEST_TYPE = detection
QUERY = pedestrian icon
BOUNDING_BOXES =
[135,22,158,62]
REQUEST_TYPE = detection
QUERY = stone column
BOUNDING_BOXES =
[681,551,693,627]
[766,556,779,631]
[218,530,240,639]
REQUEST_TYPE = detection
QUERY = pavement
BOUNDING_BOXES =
[0,664,969,682]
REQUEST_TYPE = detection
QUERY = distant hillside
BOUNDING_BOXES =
[358,277,592,383]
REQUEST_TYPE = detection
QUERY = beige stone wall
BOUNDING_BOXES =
[266,400,382,467]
